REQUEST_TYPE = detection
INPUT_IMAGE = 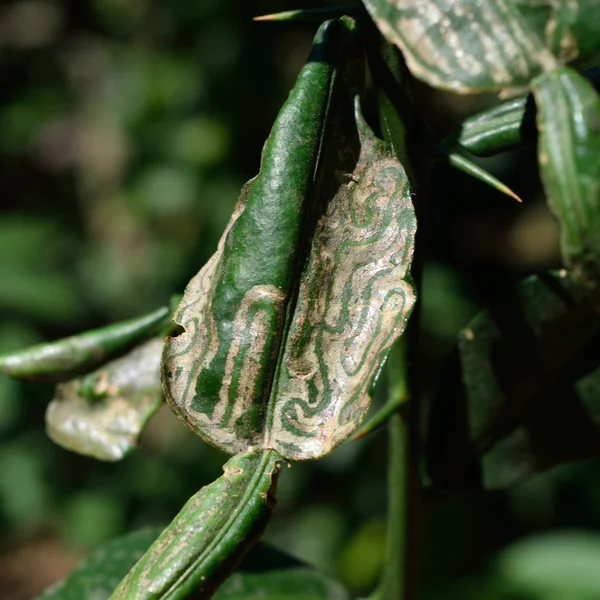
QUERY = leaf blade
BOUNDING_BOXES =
[532,67,600,287]
[362,0,557,93]
[0,306,169,382]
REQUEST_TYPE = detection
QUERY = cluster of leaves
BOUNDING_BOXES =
[1,1,600,599]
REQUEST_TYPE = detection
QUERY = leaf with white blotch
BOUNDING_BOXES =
[162,17,417,460]
[0,306,169,382]
[362,0,558,93]
[427,272,600,491]
[110,449,283,600]
[532,67,600,288]
[46,338,163,461]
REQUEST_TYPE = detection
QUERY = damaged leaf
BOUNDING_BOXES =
[162,18,416,460]
[46,338,163,461]
[362,0,558,93]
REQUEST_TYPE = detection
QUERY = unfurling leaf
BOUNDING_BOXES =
[0,306,169,382]
[362,0,557,94]
[46,338,163,461]
[532,67,600,288]
[110,449,283,600]
[427,272,600,491]
[162,17,417,460]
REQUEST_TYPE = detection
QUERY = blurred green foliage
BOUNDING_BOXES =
[2,1,600,599]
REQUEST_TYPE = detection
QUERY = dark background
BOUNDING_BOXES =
[1,1,599,599]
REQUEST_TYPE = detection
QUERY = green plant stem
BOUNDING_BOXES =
[380,343,408,600]
[380,329,425,600]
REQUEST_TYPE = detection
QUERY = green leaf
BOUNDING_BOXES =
[426,271,600,491]
[496,531,600,599]
[0,306,170,382]
[162,18,417,460]
[362,0,558,93]
[35,527,163,599]
[532,67,600,287]
[450,66,600,157]
[45,338,164,461]
[37,530,346,600]
[213,569,350,600]
[110,449,283,599]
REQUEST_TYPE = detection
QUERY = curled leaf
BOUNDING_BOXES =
[46,338,163,461]
[162,18,417,460]
[110,449,283,600]
[0,306,169,382]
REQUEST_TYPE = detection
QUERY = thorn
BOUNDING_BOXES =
[254,5,360,22]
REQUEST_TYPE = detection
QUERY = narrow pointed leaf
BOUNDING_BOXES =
[45,338,164,461]
[441,149,522,202]
[362,0,557,94]
[532,67,600,287]
[110,449,283,600]
[162,18,417,460]
[427,272,600,491]
[0,306,169,382]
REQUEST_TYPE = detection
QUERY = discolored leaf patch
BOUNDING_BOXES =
[46,338,163,461]
[162,18,416,460]
[362,0,557,93]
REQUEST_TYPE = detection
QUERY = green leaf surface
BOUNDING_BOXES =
[37,529,346,600]
[162,18,417,460]
[110,449,283,600]
[0,306,169,382]
[362,0,559,93]
[45,338,163,461]
[36,527,163,600]
[452,66,600,157]
[426,272,600,491]
[213,569,350,600]
[532,67,600,287]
